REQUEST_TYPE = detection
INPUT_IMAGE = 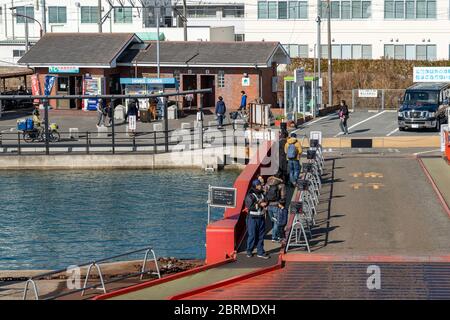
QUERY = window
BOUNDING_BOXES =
[362,45,372,59]
[13,50,25,58]
[384,44,436,60]
[322,1,370,19]
[385,1,436,19]
[114,7,133,23]
[218,71,225,88]
[16,6,34,23]
[48,6,66,24]
[0,7,2,23]
[235,34,245,42]
[278,1,288,19]
[268,1,277,18]
[319,44,370,59]
[258,1,268,19]
[223,6,244,18]
[332,45,341,59]
[81,6,99,24]
[341,45,352,59]
[352,44,362,59]
[283,44,309,58]
[258,1,307,19]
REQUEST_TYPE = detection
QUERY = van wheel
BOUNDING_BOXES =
[399,127,405,131]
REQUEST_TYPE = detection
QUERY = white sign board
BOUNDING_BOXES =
[414,67,450,83]
[294,68,305,86]
[242,77,250,86]
[358,89,378,98]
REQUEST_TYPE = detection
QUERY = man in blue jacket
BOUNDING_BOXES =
[215,96,226,129]
[239,91,247,111]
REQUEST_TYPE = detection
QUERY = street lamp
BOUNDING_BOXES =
[10,7,43,53]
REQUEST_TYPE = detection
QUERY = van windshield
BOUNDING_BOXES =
[403,91,439,105]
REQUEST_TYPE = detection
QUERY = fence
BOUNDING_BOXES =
[334,89,405,111]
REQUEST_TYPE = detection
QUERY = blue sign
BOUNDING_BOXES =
[414,67,450,83]
[44,75,56,95]
[120,78,178,88]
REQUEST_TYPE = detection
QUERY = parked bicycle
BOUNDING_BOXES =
[18,119,61,143]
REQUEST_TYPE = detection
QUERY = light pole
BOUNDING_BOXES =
[10,9,44,54]
[156,5,160,78]
[327,0,333,107]
[316,1,322,109]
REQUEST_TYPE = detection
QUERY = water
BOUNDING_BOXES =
[0,169,239,270]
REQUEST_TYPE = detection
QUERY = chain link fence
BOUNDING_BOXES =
[336,89,406,111]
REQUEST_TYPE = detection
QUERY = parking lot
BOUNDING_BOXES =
[296,110,440,138]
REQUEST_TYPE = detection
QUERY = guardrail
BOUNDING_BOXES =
[0,124,256,156]
[19,247,160,300]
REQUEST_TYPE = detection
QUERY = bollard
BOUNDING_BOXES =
[97,126,108,138]
[86,132,90,154]
[17,132,21,155]
[69,128,79,140]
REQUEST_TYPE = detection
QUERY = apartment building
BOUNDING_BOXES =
[245,0,448,60]
[0,0,246,66]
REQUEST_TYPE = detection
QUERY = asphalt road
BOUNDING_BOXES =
[294,110,440,138]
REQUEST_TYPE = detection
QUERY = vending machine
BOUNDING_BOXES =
[82,75,105,111]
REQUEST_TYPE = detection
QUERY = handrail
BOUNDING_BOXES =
[21,246,160,300]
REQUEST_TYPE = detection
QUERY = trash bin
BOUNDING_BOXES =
[167,106,177,120]
[140,110,150,123]
[114,105,125,122]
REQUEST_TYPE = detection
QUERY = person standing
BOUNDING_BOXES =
[266,171,286,242]
[284,132,303,187]
[339,100,350,135]
[127,100,139,135]
[149,94,158,121]
[245,179,270,259]
[275,199,288,241]
[96,99,106,127]
[185,87,194,110]
[239,91,247,111]
[215,96,226,129]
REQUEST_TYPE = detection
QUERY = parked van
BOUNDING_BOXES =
[398,82,449,131]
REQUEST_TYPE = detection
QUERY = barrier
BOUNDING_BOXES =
[205,141,274,264]
[444,127,450,163]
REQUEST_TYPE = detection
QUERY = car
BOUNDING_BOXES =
[398,82,449,132]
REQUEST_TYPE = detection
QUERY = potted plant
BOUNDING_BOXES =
[274,115,285,127]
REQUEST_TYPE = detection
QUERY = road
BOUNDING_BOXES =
[294,110,440,138]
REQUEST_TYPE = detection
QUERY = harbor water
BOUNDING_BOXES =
[0,169,240,270]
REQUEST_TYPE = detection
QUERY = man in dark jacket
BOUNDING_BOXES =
[215,96,226,129]
[245,179,270,259]
[338,100,350,135]
[266,171,287,242]
[127,100,139,135]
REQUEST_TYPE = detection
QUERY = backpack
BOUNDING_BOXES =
[287,143,298,159]
[266,184,280,202]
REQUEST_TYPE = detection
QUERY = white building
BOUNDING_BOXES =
[244,0,447,61]
[0,0,245,66]
[0,0,448,67]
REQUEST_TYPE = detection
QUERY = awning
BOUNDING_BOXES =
[136,32,165,41]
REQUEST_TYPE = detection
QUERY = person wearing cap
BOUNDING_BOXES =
[284,132,303,187]
[96,99,106,127]
[244,179,270,259]
[274,199,288,242]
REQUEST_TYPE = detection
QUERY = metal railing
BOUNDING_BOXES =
[20,247,160,300]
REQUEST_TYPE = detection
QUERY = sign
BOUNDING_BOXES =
[44,75,56,96]
[31,74,41,103]
[358,89,378,98]
[242,77,250,86]
[209,186,237,208]
[245,129,276,141]
[49,66,80,74]
[294,68,305,86]
[120,78,179,89]
[413,67,450,82]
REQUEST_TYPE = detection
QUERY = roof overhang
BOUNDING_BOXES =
[25,64,112,69]
[117,63,271,68]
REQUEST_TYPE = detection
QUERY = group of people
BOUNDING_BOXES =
[214,91,248,129]
[245,171,288,259]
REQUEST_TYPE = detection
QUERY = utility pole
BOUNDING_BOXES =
[183,0,187,41]
[24,16,29,52]
[327,0,333,106]
[98,0,102,32]
[316,0,321,109]
[41,0,46,34]
[156,5,160,78]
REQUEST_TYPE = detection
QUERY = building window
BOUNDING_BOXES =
[385,1,436,19]
[223,6,244,18]
[322,1,370,19]
[48,6,67,24]
[384,44,436,60]
[13,50,25,58]
[114,7,133,23]
[283,44,309,58]
[235,34,245,42]
[16,6,34,23]
[0,7,3,23]
[321,44,372,59]
[259,1,308,19]
[218,71,225,88]
[81,6,99,24]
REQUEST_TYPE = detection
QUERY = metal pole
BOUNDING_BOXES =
[41,0,46,34]
[327,0,333,107]
[183,0,187,41]
[111,99,115,154]
[11,0,15,40]
[164,100,168,152]
[316,0,321,108]
[44,99,49,155]
[156,5,160,78]
[98,0,102,33]
[24,17,29,53]
[313,44,316,118]
[0,99,2,119]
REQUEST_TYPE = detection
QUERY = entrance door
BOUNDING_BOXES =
[182,75,197,108]
[57,76,70,109]
[200,75,215,108]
